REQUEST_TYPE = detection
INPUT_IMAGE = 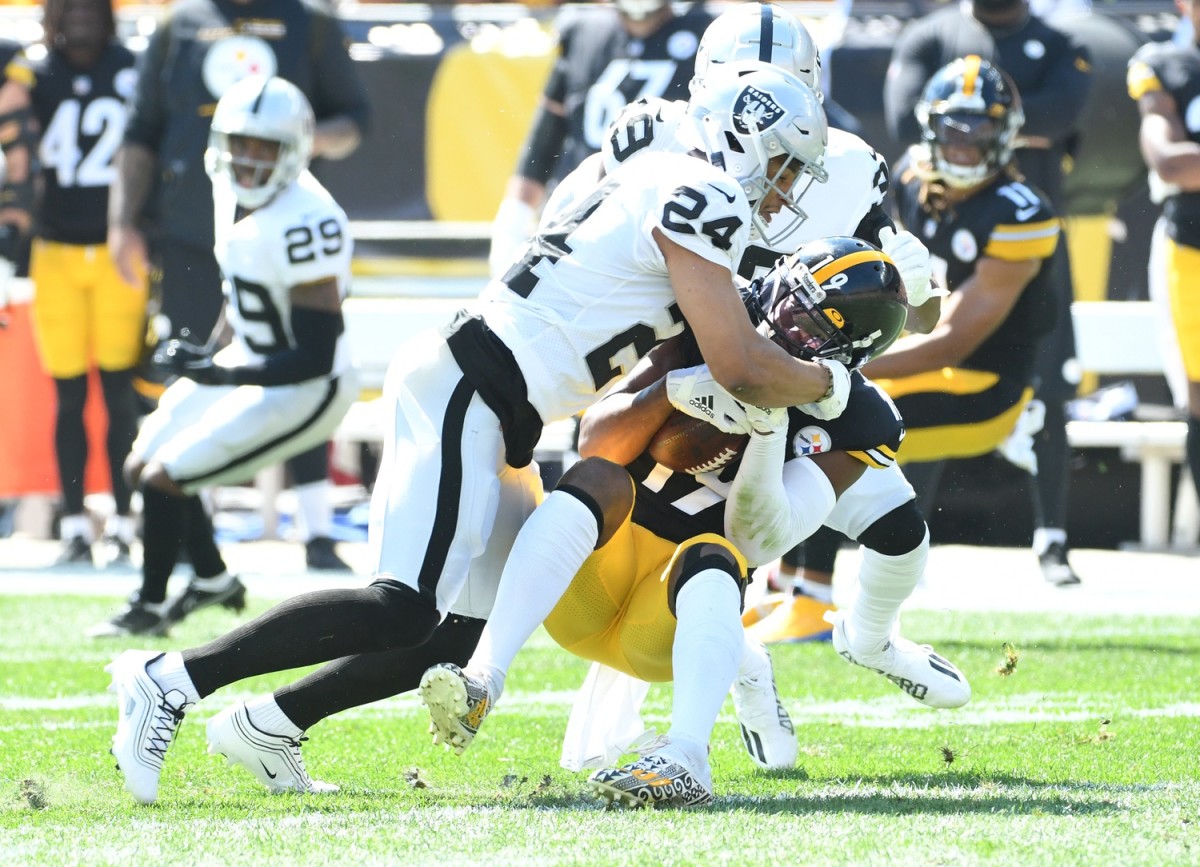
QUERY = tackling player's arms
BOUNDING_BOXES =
[655,230,831,408]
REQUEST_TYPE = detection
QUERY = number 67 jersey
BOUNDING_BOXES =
[477,150,751,424]
[212,169,355,377]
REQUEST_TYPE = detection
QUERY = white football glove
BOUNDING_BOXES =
[488,198,539,279]
[879,226,942,308]
[797,358,851,420]
[664,364,753,435]
[742,403,789,436]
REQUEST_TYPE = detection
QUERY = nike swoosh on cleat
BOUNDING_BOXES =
[259,761,278,780]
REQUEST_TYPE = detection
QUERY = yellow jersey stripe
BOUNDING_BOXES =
[991,219,1060,240]
[1127,62,1163,100]
[984,234,1059,262]
[4,61,33,88]
[847,449,890,469]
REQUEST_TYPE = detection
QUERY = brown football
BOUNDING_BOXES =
[647,410,749,475]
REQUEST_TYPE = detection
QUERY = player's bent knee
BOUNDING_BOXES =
[858,500,928,556]
[668,542,745,617]
[367,579,441,648]
[556,457,634,548]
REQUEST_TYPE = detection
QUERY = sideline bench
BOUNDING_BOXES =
[1068,301,1197,548]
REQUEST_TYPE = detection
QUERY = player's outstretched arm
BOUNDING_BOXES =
[656,229,846,413]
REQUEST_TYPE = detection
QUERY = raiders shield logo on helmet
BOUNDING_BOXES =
[732,86,784,134]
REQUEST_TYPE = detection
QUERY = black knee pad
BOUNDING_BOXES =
[368,579,441,647]
[669,545,744,618]
[857,500,927,557]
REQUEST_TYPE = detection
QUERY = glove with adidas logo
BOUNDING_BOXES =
[664,364,753,435]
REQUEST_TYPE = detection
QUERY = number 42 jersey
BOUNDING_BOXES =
[212,170,355,379]
[477,150,752,424]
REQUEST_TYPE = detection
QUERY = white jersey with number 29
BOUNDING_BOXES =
[213,170,355,378]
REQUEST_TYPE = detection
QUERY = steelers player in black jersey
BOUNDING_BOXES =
[1128,1,1200,512]
[883,0,1092,586]
[487,0,713,276]
[0,0,141,567]
[865,58,1061,543]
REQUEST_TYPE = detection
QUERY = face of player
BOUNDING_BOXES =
[758,155,802,219]
[59,0,108,62]
[228,135,283,191]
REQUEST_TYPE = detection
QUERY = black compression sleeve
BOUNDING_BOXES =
[517,104,568,184]
[226,307,343,386]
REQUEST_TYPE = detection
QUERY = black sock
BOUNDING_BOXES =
[140,485,185,603]
[53,375,89,516]
[182,580,440,698]
[275,615,486,730]
[181,495,227,578]
[99,368,139,515]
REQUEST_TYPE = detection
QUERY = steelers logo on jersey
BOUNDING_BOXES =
[951,228,978,262]
[667,30,700,61]
[202,34,278,100]
[793,425,831,456]
[114,68,139,101]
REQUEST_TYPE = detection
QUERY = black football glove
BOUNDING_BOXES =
[0,222,21,263]
[151,339,230,385]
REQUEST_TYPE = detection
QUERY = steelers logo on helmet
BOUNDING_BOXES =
[914,55,1024,189]
[745,236,908,368]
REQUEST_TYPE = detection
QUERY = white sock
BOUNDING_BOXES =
[848,528,929,652]
[189,571,235,592]
[245,694,304,738]
[666,569,743,752]
[105,513,137,543]
[294,480,332,541]
[1032,527,1066,556]
[147,651,201,704]
[468,490,600,700]
[736,633,771,682]
[61,514,93,542]
[796,577,834,604]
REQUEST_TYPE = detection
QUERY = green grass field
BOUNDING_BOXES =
[1,594,1198,865]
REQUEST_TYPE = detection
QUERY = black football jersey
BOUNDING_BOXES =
[628,370,904,557]
[5,43,136,244]
[1128,41,1200,248]
[534,5,713,183]
[892,154,1060,383]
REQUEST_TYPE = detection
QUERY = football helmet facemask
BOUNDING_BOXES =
[746,236,908,368]
[690,3,822,97]
[687,66,828,245]
[914,55,1024,189]
[205,75,315,209]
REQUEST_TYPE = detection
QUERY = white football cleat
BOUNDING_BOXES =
[206,701,339,794]
[419,663,493,755]
[731,640,797,769]
[588,739,714,808]
[826,610,971,709]
[106,650,192,804]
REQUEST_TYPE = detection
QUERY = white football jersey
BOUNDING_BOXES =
[602,98,891,280]
[213,170,354,377]
[478,150,751,422]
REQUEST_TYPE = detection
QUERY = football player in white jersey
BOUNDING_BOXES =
[104,67,848,805]
[585,3,961,700]
[90,76,358,642]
